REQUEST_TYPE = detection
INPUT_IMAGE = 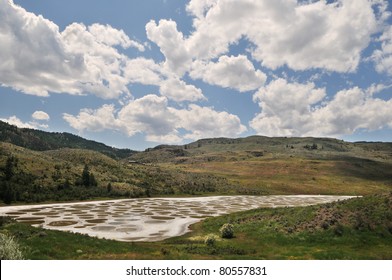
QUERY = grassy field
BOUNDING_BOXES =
[1,193,391,260]
[140,136,392,196]
[167,155,392,196]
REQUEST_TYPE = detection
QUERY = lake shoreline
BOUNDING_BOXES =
[0,195,357,242]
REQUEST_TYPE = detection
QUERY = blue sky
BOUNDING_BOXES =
[1,0,392,150]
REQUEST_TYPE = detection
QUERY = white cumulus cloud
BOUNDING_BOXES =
[32,111,50,121]
[373,26,392,75]
[63,95,246,144]
[174,104,247,140]
[190,55,267,92]
[124,58,163,86]
[63,104,122,133]
[0,116,37,129]
[146,19,191,76]
[0,115,49,129]
[148,0,388,74]
[250,79,392,137]
[0,0,144,99]
[159,78,206,102]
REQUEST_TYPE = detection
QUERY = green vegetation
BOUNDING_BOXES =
[0,218,24,260]
[1,124,391,204]
[0,142,232,204]
[144,136,392,196]
[204,234,217,247]
[0,123,391,259]
[220,223,234,239]
[0,193,390,259]
[0,233,24,260]
[0,120,136,159]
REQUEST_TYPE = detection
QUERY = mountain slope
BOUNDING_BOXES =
[1,122,391,204]
[130,135,392,163]
[0,120,136,159]
[129,135,392,196]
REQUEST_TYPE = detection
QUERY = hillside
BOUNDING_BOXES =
[131,135,392,163]
[130,136,392,196]
[0,125,391,260]
[0,142,235,204]
[0,120,136,159]
[0,123,391,204]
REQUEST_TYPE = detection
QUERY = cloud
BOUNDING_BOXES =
[124,58,163,86]
[146,19,191,75]
[63,95,181,143]
[190,55,267,92]
[63,95,246,144]
[0,0,143,99]
[88,23,145,51]
[159,78,206,102]
[0,116,37,129]
[0,115,49,129]
[250,79,326,136]
[312,87,392,136]
[124,58,206,102]
[158,0,388,73]
[32,111,50,121]
[118,95,180,141]
[63,104,122,133]
[373,26,392,75]
[247,0,381,72]
[186,0,218,19]
[250,79,392,137]
[174,104,247,140]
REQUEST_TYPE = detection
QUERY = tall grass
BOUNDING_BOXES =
[0,233,24,260]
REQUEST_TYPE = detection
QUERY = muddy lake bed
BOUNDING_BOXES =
[0,195,354,242]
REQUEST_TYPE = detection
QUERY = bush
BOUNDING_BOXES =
[0,233,24,260]
[220,223,234,239]
[204,234,217,246]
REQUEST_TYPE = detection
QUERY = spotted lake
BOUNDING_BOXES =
[0,195,354,242]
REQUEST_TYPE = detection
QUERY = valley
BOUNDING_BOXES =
[0,120,391,259]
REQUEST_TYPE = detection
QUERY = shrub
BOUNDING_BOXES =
[333,223,344,237]
[220,223,234,239]
[0,233,24,260]
[204,234,217,246]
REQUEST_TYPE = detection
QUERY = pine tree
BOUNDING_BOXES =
[89,173,97,187]
[4,156,14,181]
[82,164,90,187]
[3,182,15,204]
[107,183,112,193]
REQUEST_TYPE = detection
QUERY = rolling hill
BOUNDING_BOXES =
[131,135,392,163]
[0,120,137,159]
[130,135,392,196]
[0,123,391,260]
[0,122,391,204]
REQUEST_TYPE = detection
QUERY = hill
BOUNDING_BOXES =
[0,120,136,159]
[1,123,391,204]
[130,136,392,196]
[0,142,235,204]
[131,135,392,163]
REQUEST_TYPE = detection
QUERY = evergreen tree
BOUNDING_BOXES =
[3,182,15,204]
[107,183,112,193]
[4,156,14,181]
[82,164,90,187]
[89,173,97,187]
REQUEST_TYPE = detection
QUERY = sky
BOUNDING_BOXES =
[0,0,392,151]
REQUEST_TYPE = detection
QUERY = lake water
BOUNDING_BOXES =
[0,195,354,242]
